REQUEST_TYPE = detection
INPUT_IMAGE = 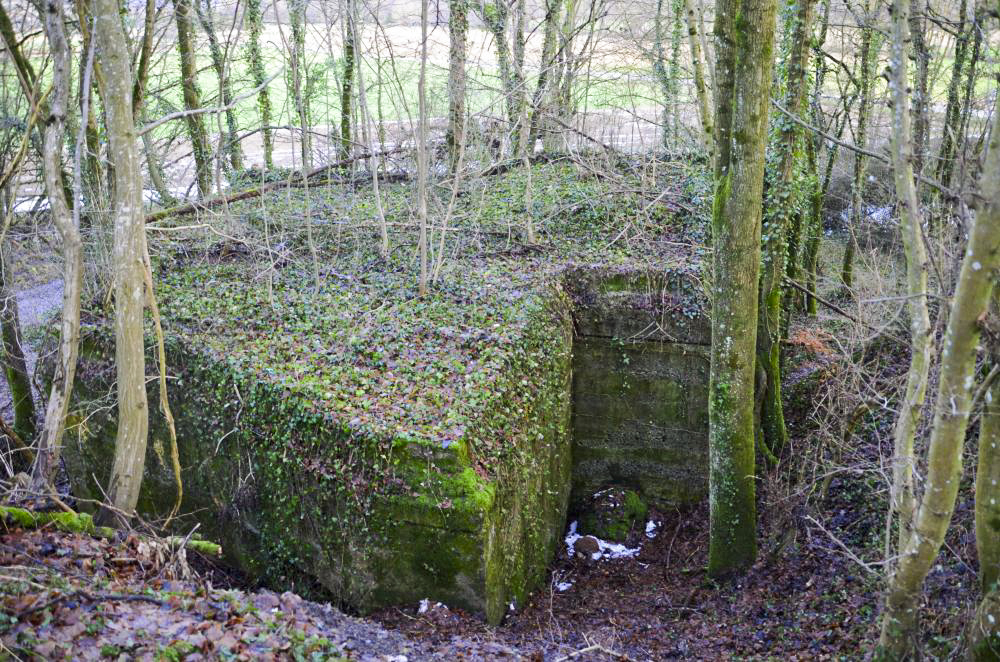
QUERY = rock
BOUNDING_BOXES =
[577,487,647,544]
[573,535,601,560]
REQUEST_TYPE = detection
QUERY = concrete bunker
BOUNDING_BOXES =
[58,263,709,624]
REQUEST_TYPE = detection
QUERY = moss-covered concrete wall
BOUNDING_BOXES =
[58,270,574,626]
[563,266,710,510]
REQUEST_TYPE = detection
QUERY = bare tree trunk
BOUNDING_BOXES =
[173,0,213,198]
[94,0,151,524]
[683,0,713,157]
[245,0,274,170]
[447,0,468,168]
[351,1,390,258]
[29,0,84,496]
[706,0,778,578]
[877,1,1000,655]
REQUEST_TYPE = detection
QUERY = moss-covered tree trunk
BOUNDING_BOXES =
[172,0,213,198]
[245,0,273,170]
[195,0,244,173]
[978,366,1000,592]
[29,0,83,495]
[0,255,35,444]
[94,0,151,523]
[973,361,1000,659]
[878,1,1000,654]
[706,0,778,578]
[756,0,814,458]
[447,0,468,168]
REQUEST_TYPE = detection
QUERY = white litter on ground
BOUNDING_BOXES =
[417,598,444,614]
[556,581,573,592]
[564,520,641,560]
[646,520,659,539]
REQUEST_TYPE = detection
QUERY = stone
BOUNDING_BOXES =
[573,535,600,560]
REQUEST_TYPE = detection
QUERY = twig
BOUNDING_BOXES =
[144,148,404,224]
[16,589,165,618]
[804,515,883,575]
[555,643,635,661]
[783,278,862,325]
[771,100,956,199]
[138,70,282,136]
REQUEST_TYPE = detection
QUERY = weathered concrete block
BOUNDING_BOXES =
[564,265,710,510]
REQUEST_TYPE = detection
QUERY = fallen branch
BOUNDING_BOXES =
[783,278,861,325]
[16,589,165,619]
[0,413,33,464]
[145,148,405,224]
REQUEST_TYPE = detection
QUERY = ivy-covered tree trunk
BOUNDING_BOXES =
[94,0,151,523]
[908,0,929,176]
[706,0,778,578]
[0,254,35,444]
[802,0,839,315]
[481,0,517,146]
[934,0,973,190]
[878,0,1000,654]
[195,0,244,173]
[527,0,563,149]
[652,0,673,148]
[287,0,313,167]
[245,0,273,170]
[756,0,814,458]
[172,0,213,198]
[340,0,356,160]
[447,0,468,168]
[30,0,83,495]
[840,0,877,292]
